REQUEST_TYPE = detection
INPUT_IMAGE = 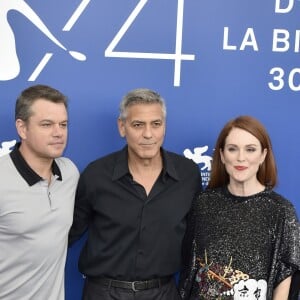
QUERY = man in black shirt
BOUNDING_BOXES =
[69,88,202,300]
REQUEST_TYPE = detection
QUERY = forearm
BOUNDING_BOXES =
[273,276,291,300]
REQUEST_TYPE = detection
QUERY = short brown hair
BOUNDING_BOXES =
[15,84,67,122]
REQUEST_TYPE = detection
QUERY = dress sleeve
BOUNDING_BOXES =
[178,196,199,299]
[274,201,300,286]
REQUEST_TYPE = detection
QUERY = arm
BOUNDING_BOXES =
[273,276,291,300]
[68,172,92,246]
[273,198,300,299]
[288,271,300,300]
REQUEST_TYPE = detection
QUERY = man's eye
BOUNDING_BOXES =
[153,122,162,127]
[60,123,68,128]
[41,123,51,127]
[133,123,143,128]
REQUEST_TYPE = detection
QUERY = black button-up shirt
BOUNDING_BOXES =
[69,146,202,280]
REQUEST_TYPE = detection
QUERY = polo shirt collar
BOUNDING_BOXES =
[112,146,179,181]
[10,142,62,186]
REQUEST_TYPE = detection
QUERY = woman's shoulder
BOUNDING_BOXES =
[267,190,298,217]
[197,186,225,198]
[192,187,225,210]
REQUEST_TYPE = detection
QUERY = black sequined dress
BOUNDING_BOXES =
[179,187,300,300]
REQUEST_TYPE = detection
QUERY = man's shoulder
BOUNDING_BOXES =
[0,155,13,179]
[0,152,11,162]
[55,157,79,177]
[164,149,201,184]
[55,156,78,169]
[0,153,13,170]
[84,149,122,171]
[164,149,198,168]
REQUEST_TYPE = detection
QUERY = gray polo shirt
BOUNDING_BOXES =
[0,146,79,300]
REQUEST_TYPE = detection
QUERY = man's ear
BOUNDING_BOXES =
[16,119,27,140]
[117,118,125,138]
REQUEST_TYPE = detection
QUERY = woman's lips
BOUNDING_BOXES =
[234,166,247,170]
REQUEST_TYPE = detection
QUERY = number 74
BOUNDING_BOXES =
[104,0,195,87]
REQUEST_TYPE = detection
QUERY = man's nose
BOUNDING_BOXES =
[52,124,64,136]
[142,125,152,138]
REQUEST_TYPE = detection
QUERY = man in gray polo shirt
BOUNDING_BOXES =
[0,85,79,299]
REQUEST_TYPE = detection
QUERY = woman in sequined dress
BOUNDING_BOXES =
[179,116,300,300]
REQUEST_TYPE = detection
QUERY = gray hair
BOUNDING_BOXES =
[15,84,67,122]
[119,88,166,120]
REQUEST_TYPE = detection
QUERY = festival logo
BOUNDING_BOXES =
[183,145,213,186]
[0,0,88,81]
[0,140,17,157]
[1,0,194,86]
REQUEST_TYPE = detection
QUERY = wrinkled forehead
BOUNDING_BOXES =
[125,102,165,120]
[29,99,68,120]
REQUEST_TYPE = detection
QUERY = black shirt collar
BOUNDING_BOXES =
[112,146,179,182]
[10,142,62,186]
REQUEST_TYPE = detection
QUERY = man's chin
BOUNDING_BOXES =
[49,149,65,159]
[139,150,161,160]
